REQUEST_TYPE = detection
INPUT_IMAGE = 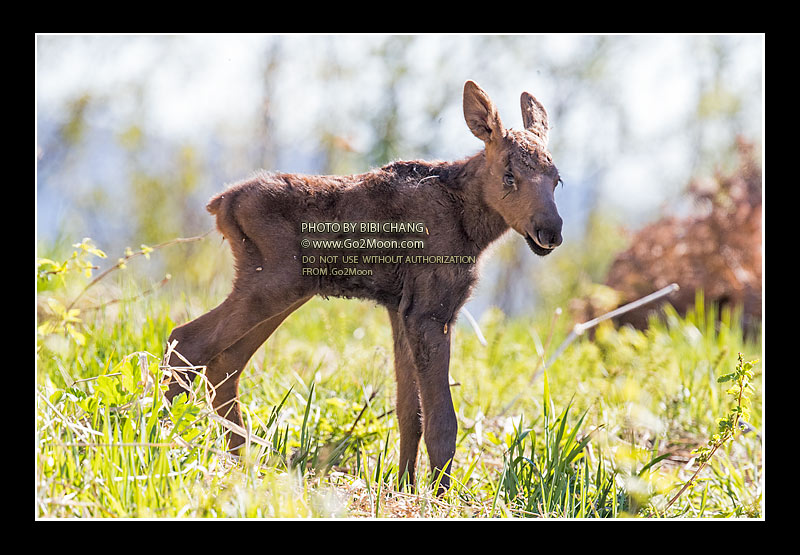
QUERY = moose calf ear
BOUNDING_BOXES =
[463,80,504,144]
[520,91,549,144]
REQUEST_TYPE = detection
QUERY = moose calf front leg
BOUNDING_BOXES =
[403,314,456,494]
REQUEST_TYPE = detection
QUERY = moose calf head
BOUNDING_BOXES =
[164,80,562,495]
[463,80,563,255]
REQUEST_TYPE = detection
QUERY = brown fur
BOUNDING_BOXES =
[164,81,562,493]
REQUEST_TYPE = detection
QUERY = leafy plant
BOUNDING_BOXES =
[37,238,108,346]
[664,353,758,511]
[37,235,206,354]
[37,237,107,284]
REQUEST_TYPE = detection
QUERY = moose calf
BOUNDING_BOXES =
[164,80,563,493]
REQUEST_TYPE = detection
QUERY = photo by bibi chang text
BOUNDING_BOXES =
[301,221,427,234]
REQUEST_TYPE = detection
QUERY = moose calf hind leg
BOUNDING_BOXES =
[202,303,307,450]
[388,309,424,490]
[164,295,311,450]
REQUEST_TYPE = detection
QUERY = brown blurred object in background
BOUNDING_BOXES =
[574,138,762,333]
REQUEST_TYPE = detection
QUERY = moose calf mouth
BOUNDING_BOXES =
[525,232,557,257]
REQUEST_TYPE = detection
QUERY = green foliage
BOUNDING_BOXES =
[36,234,762,518]
[37,238,109,347]
[663,353,759,513]
[37,237,107,286]
[702,353,757,463]
[36,236,209,366]
[493,387,600,517]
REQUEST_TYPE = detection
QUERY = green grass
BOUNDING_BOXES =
[36,260,763,518]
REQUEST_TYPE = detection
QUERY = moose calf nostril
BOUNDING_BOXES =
[537,228,562,249]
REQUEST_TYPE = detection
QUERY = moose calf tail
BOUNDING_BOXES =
[206,193,225,216]
[206,189,251,259]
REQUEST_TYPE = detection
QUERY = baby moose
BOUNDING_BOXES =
[164,80,563,493]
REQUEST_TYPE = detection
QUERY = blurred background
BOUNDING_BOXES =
[35,34,764,321]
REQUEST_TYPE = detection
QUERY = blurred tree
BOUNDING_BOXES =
[254,39,283,172]
[365,36,410,167]
[689,35,761,177]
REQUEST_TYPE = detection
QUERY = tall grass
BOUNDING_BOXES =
[36,246,762,518]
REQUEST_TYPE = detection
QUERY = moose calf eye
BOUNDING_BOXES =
[503,173,515,188]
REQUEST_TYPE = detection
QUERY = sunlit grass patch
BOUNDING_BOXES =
[36,247,762,518]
